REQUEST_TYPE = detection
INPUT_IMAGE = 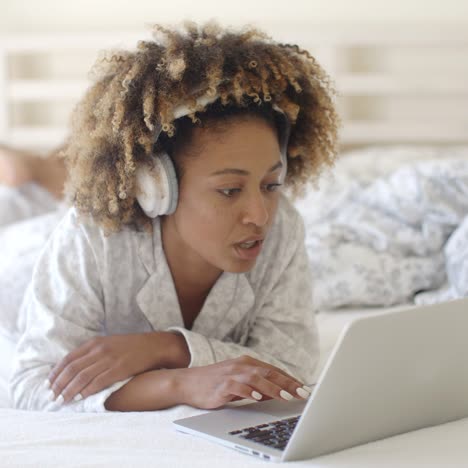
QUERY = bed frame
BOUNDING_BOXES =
[0,22,467,152]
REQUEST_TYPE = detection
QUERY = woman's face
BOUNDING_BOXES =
[162,116,283,276]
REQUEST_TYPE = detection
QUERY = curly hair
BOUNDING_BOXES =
[61,20,340,234]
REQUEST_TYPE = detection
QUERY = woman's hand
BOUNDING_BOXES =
[178,355,312,410]
[46,332,189,405]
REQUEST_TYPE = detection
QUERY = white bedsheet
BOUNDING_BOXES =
[2,306,468,467]
[1,405,468,467]
[296,156,468,311]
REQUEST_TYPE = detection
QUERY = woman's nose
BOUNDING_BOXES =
[241,191,269,227]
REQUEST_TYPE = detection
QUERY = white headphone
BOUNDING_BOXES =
[135,93,291,218]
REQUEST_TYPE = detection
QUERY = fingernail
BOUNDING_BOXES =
[46,390,55,401]
[73,393,83,402]
[56,394,64,406]
[251,391,262,401]
[296,387,310,399]
[279,390,294,401]
[43,379,51,390]
[303,385,313,393]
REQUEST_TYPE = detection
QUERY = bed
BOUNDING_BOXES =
[1,22,468,466]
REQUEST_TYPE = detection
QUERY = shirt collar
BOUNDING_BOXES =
[136,217,255,338]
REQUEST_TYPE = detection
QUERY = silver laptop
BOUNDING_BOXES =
[173,298,468,462]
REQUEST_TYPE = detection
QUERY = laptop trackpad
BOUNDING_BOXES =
[243,399,307,417]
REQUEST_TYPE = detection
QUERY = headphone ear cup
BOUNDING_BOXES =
[135,152,179,218]
[157,152,179,214]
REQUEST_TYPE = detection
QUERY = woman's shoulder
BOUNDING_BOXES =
[58,206,144,239]
[33,206,152,298]
[47,206,147,263]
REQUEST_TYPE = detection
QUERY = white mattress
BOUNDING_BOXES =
[3,306,468,467]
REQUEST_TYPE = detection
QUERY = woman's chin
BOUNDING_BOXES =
[222,257,257,274]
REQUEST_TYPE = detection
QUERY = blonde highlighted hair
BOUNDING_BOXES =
[62,20,340,233]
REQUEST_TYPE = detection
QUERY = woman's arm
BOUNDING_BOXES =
[104,355,311,412]
[104,368,181,411]
[148,331,191,369]
[44,330,191,405]
[10,209,133,412]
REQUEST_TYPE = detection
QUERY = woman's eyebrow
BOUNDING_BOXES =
[210,160,283,177]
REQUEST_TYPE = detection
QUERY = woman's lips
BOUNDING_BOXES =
[233,240,263,260]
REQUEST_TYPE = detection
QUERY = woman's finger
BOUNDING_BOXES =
[253,358,304,388]
[58,360,111,404]
[47,340,95,386]
[73,368,125,402]
[232,359,307,401]
[265,369,312,400]
[238,372,289,402]
[222,380,260,402]
[49,353,107,402]
[239,368,310,402]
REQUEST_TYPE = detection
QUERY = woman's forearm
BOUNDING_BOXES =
[147,331,191,369]
[104,368,184,412]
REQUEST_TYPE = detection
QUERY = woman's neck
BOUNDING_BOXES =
[160,217,222,299]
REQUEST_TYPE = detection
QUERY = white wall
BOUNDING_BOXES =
[1,0,468,33]
[1,0,467,150]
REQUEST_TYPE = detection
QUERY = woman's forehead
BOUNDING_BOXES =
[183,119,281,173]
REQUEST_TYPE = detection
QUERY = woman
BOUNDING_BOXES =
[9,20,339,412]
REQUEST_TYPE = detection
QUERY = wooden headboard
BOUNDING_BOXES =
[0,22,467,152]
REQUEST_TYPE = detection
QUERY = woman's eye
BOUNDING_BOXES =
[219,188,241,197]
[217,184,282,198]
[264,183,282,192]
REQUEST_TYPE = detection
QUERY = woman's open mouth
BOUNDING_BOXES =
[234,239,263,260]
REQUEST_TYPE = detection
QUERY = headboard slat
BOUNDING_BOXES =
[1,24,467,151]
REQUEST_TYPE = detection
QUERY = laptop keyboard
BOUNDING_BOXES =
[228,415,300,451]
